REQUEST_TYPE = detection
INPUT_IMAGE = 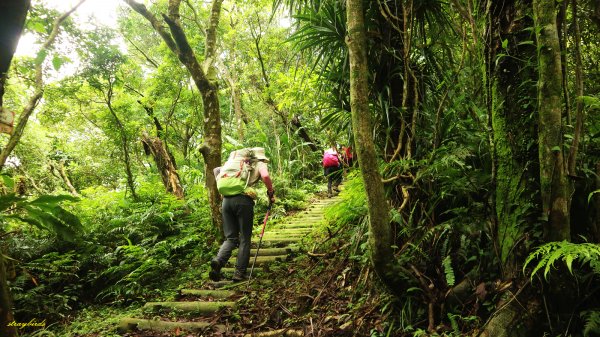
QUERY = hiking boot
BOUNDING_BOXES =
[231,270,247,282]
[209,259,222,282]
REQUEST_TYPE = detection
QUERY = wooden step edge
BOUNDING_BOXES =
[118,317,223,333]
[143,301,235,313]
[227,255,287,266]
[232,247,298,256]
[221,267,263,274]
[253,238,303,245]
[180,289,235,298]
[209,280,233,288]
[270,224,317,229]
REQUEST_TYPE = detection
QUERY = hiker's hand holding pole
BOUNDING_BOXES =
[267,189,275,206]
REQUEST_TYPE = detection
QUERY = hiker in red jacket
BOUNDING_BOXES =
[341,145,354,168]
[322,145,342,197]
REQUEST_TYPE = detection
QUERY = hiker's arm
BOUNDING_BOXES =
[213,167,221,178]
[258,165,275,203]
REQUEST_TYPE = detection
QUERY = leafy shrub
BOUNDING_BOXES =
[9,181,216,324]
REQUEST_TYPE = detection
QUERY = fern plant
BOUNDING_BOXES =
[582,310,600,337]
[523,241,600,280]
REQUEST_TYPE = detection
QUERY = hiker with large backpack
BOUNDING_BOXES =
[322,145,342,197]
[209,147,275,282]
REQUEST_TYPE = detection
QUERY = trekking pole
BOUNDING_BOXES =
[249,204,271,281]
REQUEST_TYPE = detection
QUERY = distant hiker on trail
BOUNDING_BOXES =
[322,145,342,197]
[210,147,275,282]
[341,145,354,169]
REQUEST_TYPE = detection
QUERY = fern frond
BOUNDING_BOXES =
[442,255,455,286]
[582,311,600,337]
[524,241,600,280]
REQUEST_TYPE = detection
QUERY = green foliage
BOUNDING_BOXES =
[442,255,455,287]
[582,311,600,337]
[0,190,82,242]
[323,171,368,227]
[9,182,215,324]
[13,251,82,319]
[524,241,600,280]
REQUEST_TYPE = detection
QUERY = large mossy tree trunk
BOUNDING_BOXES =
[487,0,539,279]
[483,0,541,335]
[346,0,397,291]
[125,0,223,229]
[533,0,570,242]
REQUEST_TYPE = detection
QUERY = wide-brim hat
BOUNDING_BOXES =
[251,147,269,162]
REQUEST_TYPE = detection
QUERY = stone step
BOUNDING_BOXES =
[143,301,234,313]
[118,318,220,333]
[227,255,286,266]
[180,289,235,299]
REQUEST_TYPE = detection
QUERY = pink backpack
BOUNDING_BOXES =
[322,150,339,167]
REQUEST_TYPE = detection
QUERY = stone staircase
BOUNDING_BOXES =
[118,195,341,336]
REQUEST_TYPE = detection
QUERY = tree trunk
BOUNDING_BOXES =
[107,89,138,200]
[125,0,223,229]
[56,162,80,197]
[533,0,570,242]
[140,103,185,198]
[0,247,17,337]
[486,0,539,278]
[142,133,184,198]
[567,0,585,176]
[481,295,540,337]
[346,0,396,290]
[0,0,30,106]
[290,115,319,152]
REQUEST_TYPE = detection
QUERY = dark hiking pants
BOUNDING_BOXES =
[215,194,255,273]
[324,165,342,194]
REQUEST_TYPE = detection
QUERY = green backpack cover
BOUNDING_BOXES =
[216,148,258,196]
